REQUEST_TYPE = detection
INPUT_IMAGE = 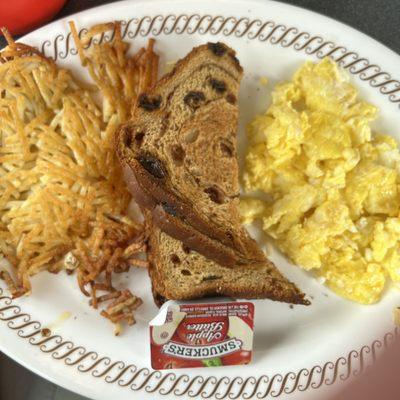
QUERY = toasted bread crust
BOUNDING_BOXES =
[152,286,309,307]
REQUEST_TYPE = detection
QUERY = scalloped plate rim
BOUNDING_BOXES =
[1,1,400,400]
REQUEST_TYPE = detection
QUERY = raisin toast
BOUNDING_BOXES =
[117,42,308,305]
[117,42,266,267]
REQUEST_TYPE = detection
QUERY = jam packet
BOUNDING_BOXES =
[150,299,254,369]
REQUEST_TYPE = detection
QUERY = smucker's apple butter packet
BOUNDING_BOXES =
[150,299,254,369]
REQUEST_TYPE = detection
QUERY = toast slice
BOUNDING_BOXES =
[117,42,308,305]
[117,42,266,267]
[146,211,308,306]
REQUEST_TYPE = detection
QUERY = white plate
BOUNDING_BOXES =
[1,0,399,399]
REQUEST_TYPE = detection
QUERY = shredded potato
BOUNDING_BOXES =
[69,21,158,120]
[0,23,158,332]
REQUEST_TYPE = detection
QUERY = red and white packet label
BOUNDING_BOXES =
[149,299,254,369]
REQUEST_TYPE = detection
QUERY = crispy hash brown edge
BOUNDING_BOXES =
[0,23,159,333]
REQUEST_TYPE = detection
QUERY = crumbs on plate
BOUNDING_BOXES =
[241,58,400,304]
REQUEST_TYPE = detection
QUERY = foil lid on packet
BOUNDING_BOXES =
[149,299,254,369]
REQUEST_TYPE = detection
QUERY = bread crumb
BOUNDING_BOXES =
[41,328,51,337]
[259,76,269,86]
[393,307,400,326]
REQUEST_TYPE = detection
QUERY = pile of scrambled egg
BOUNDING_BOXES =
[241,58,400,304]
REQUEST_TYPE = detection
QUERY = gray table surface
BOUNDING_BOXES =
[0,1,399,399]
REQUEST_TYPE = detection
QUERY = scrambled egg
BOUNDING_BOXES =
[241,58,400,304]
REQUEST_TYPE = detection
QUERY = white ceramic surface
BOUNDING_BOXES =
[1,1,399,399]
